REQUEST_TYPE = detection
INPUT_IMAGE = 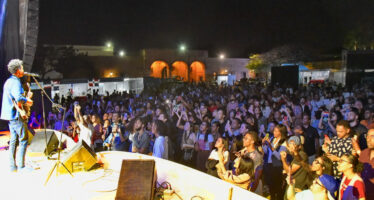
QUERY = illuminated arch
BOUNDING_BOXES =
[190,61,206,82]
[171,61,188,81]
[150,61,169,78]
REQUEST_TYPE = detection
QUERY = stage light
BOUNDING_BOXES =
[110,72,113,76]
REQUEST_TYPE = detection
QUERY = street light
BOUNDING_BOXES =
[106,42,112,48]
[119,50,125,57]
[110,72,113,77]
[180,44,186,52]
[219,54,225,59]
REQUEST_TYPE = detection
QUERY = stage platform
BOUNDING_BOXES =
[0,130,266,200]
[0,130,10,150]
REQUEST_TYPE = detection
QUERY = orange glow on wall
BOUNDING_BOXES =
[171,61,188,81]
[150,61,169,78]
[103,69,118,78]
[190,61,205,82]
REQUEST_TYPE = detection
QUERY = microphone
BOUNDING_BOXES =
[24,72,40,77]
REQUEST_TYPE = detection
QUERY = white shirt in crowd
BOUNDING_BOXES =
[78,124,93,149]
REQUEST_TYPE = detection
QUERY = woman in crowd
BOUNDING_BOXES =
[216,153,254,190]
[102,119,111,141]
[262,124,288,200]
[310,156,333,179]
[180,121,197,166]
[195,121,214,172]
[91,114,103,151]
[254,106,267,135]
[337,154,366,200]
[206,137,229,177]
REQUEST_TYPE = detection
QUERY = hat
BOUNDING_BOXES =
[288,136,301,146]
[319,174,338,200]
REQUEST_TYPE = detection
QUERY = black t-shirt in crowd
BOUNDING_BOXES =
[302,125,319,156]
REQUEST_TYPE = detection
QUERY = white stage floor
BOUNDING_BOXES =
[0,149,266,200]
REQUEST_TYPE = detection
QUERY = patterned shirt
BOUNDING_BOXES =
[328,136,352,178]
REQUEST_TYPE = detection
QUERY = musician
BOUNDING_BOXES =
[1,59,33,172]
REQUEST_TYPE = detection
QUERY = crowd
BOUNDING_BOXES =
[28,79,374,199]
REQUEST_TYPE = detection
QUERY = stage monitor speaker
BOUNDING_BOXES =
[28,129,58,156]
[58,140,97,174]
[116,159,156,200]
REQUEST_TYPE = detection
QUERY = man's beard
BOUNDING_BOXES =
[136,127,142,132]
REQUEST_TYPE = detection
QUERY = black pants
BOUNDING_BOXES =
[264,164,285,200]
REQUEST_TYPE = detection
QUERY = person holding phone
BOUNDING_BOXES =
[262,124,288,200]
[281,136,312,193]
[74,104,93,149]
[103,123,126,151]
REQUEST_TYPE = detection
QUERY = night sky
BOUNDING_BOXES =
[39,0,374,57]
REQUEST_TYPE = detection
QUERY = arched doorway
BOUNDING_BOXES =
[150,61,169,78]
[171,61,188,81]
[190,61,206,82]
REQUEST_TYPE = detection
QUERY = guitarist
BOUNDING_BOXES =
[1,59,33,172]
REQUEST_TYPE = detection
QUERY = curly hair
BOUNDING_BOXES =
[7,59,23,74]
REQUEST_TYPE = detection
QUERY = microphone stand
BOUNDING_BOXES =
[44,104,73,185]
[31,76,54,157]
[29,76,73,184]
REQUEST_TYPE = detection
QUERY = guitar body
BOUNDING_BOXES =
[14,81,33,120]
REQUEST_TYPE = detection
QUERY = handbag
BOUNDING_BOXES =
[183,148,194,161]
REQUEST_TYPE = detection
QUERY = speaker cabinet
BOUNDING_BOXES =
[271,65,299,89]
[58,140,97,174]
[116,159,156,200]
[28,129,58,156]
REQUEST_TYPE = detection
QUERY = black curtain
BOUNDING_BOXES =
[0,0,39,130]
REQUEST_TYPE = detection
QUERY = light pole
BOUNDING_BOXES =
[179,44,189,81]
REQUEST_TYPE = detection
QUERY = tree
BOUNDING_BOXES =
[33,46,95,79]
[246,45,314,72]
[246,54,266,72]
